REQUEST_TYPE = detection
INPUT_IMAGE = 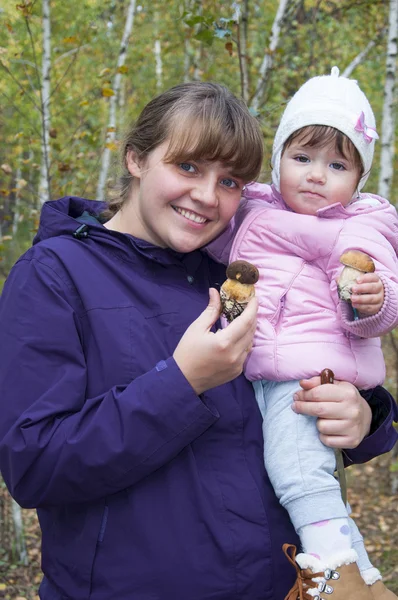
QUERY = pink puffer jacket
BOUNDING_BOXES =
[207,184,398,389]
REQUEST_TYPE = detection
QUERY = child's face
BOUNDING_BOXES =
[120,141,244,253]
[280,140,361,215]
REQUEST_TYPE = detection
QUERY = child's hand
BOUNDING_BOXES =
[350,273,384,316]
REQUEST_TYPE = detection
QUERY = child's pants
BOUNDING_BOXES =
[253,379,349,532]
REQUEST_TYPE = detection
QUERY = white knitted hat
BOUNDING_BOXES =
[271,66,378,193]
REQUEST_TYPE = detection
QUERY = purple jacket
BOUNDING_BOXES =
[0,197,396,600]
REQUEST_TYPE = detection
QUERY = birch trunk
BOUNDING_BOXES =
[183,0,202,82]
[154,12,163,92]
[378,0,397,200]
[237,0,250,103]
[38,0,51,204]
[250,0,293,113]
[11,499,28,565]
[96,0,136,202]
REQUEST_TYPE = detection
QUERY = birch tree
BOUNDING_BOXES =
[154,12,163,91]
[378,0,397,199]
[96,0,137,202]
[183,0,203,83]
[38,0,51,204]
[236,0,250,103]
[250,0,296,113]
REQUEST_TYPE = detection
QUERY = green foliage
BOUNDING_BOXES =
[0,0,396,279]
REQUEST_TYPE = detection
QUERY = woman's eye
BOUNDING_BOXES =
[179,163,195,173]
[331,162,345,171]
[220,178,238,189]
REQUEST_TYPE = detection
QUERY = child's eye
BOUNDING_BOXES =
[294,155,309,163]
[179,162,196,173]
[220,178,238,189]
[330,162,345,171]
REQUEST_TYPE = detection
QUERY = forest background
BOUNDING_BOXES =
[0,0,397,598]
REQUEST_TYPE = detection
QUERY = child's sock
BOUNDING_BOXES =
[349,517,382,584]
[298,517,352,561]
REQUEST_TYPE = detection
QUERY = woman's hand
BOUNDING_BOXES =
[292,377,372,449]
[173,288,257,395]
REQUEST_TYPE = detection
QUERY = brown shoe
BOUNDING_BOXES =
[369,580,398,599]
[283,544,374,599]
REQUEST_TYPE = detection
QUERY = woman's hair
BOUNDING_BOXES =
[106,82,264,217]
[283,125,364,180]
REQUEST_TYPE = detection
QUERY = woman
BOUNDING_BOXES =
[0,82,396,600]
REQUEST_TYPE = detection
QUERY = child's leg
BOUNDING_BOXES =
[253,379,352,561]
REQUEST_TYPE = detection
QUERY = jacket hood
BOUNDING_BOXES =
[32,196,206,271]
[33,196,108,244]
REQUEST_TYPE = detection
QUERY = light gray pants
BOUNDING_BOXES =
[253,379,349,531]
[253,379,374,570]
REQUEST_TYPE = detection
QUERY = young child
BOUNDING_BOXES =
[207,67,398,599]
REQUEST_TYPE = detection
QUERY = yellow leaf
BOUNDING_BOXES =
[99,68,111,77]
[0,583,6,591]
[105,142,118,151]
[106,127,116,133]
[117,65,128,74]
[63,36,78,44]
[101,88,115,97]
[79,100,89,106]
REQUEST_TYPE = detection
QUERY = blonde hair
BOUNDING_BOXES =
[105,82,263,217]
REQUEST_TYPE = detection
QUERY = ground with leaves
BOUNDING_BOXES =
[0,455,397,599]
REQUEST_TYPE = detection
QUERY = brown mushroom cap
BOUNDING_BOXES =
[339,250,375,273]
[226,260,259,284]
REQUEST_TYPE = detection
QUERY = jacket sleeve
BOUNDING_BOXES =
[326,219,398,337]
[344,386,398,465]
[0,259,219,508]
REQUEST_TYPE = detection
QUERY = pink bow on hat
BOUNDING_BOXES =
[354,112,379,143]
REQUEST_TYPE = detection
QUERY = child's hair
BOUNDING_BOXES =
[106,82,264,217]
[283,125,364,181]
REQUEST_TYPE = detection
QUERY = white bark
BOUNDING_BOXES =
[237,0,250,103]
[154,13,163,91]
[154,39,162,91]
[12,499,28,565]
[250,0,292,113]
[378,0,397,200]
[38,0,51,204]
[97,0,136,202]
[183,0,202,82]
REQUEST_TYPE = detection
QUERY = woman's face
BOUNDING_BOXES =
[113,142,245,253]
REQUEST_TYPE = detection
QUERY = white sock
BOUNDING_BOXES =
[298,517,352,561]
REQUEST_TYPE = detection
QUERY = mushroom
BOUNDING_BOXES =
[220,260,259,323]
[337,250,375,302]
